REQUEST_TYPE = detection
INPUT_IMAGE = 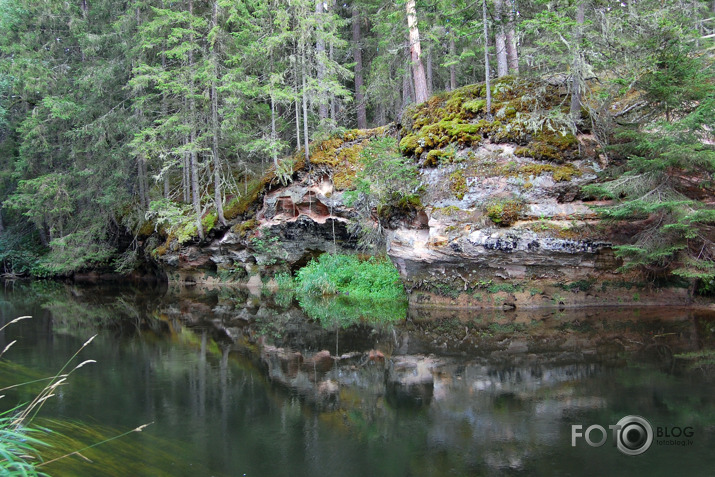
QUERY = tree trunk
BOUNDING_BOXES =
[134,6,149,209]
[161,1,170,199]
[137,155,148,209]
[295,96,301,152]
[352,5,367,129]
[271,95,278,169]
[426,48,433,97]
[494,0,508,78]
[449,33,457,90]
[211,1,225,225]
[376,102,385,126]
[294,44,301,152]
[302,49,310,165]
[315,1,328,120]
[183,143,190,203]
[569,1,586,126]
[483,0,492,116]
[188,0,203,240]
[505,0,519,75]
[402,61,413,110]
[329,39,337,122]
[405,0,429,104]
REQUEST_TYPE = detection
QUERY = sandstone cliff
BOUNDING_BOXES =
[148,77,694,308]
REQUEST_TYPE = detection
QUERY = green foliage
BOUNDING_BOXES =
[345,136,421,250]
[0,409,49,477]
[298,295,407,329]
[292,253,407,326]
[201,213,217,234]
[0,225,45,275]
[275,157,296,186]
[487,283,523,294]
[584,40,715,281]
[274,271,295,291]
[295,253,405,301]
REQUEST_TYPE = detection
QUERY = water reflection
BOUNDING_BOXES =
[0,281,713,476]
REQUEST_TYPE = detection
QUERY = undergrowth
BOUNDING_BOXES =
[294,254,405,301]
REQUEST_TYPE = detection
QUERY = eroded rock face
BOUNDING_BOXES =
[151,79,697,308]
[386,139,692,308]
[157,176,361,285]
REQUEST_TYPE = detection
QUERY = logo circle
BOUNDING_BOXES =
[616,415,653,456]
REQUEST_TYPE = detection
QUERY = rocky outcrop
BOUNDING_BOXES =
[384,78,693,308]
[150,79,697,308]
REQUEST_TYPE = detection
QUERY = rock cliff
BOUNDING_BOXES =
[149,77,694,308]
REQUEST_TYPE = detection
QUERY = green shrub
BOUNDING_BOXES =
[295,253,405,301]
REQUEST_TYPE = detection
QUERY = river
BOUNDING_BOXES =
[0,281,713,476]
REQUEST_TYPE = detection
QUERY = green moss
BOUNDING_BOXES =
[136,220,154,237]
[515,131,578,163]
[233,218,259,238]
[463,99,487,114]
[485,197,525,226]
[433,205,462,216]
[449,169,468,200]
[537,130,578,150]
[399,134,420,155]
[176,221,198,244]
[558,279,595,292]
[425,148,454,167]
[512,163,582,182]
[427,282,461,299]
[400,78,585,168]
[514,142,561,161]
[487,282,523,293]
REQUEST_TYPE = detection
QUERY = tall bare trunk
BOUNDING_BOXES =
[329,39,337,122]
[483,0,492,116]
[405,0,428,104]
[426,48,433,97]
[211,1,225,225]
[188,0,203,240]
[494,0,508,78]
[505,0,519,75]
[570,1,586,126]
[161,1,170,199]
[183,141,189,203]
[135,6,148,209]
[295,96,301,152]
[402,52,413,111]
[302,48,310,165]
[271,95,278,169]
[294,43,301,152]
[316,1,328,120]
[352,5,367,129]
[449,33,457,90]
[137,154,147,208]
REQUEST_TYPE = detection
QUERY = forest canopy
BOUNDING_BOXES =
[0,0,713,284]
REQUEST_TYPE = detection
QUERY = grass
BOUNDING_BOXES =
[295,254,405,301]
[0,316,150,475]
[289,254,408,326]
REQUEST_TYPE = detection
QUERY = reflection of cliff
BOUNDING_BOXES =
[5,282,714,474]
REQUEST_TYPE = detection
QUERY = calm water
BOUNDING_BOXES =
[0,281,713,476]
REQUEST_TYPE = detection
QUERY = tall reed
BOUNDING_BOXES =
[0,315,151,475]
